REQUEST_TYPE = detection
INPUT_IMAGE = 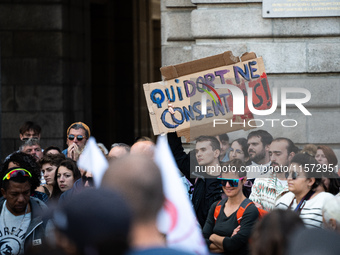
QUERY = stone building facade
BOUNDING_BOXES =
[161,0,340,159]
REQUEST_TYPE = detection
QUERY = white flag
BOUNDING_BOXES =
[77,137,109,188]
[155,135,209,255]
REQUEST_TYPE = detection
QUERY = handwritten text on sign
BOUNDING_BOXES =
[145,58,271,133]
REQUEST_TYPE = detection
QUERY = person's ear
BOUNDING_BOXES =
[214,149,220,159]
[1,188,6,198]
[307,177,315,189]
[20,134,24,140]
[265,144,270,152]
[288,152,295,163]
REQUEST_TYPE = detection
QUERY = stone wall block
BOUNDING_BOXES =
[273,18,340,37]
[1,139,16,160]
[253,110,308,143]
[1,86,16,111]
[70,0,84,6]
[162,45,193,66]
[69,61,85,84]
[192,0,261,3]
[247,42,306,73]
[192,8,272,38]
[2,58,63,85]
[69,7,84,32]
[192,45,248,60]
[165,0,196,8]
[15,86,63,111]
[2,112,63,139]
[12,0,67,2]
[268,76,340,107]
[226,111,308,144]
[67,33,85,60]
[13,32,63,57]
[163,11,193,41]
[0,5,63,30]
[307,43,340,72]
[72,85,85,111]
[307,110,340,144]
[0,32,13,57]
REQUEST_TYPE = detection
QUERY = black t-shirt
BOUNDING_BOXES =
[203,198,259,255]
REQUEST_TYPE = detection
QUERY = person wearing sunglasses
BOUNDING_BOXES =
[19,121,42,141]
[1,152,51,203]
[275,153,334,228]
[0,164,49,254]
[62,122,91,161]
[203,159,259,255]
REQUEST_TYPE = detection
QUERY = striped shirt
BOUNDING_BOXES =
[275,191,334,228]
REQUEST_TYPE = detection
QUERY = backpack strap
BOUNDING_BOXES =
[236,198,254,224]
[214,197,228,223]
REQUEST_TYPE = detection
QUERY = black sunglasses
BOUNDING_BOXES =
[68,135,84,141]
[22,137,39,141]
[286,171,298,180]
[217,177,245,187]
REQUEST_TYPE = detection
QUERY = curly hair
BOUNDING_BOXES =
[0,152,41,193]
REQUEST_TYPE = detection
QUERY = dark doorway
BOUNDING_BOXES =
[90,1,135,149]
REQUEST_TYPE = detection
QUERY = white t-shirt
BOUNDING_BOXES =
[275,191,334,228]
[247,161,271,179]
[0,201,31,255]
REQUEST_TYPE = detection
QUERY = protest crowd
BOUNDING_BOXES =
[0,120,340,255]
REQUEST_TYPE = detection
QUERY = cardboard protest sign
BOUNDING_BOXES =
[143,51,272,141]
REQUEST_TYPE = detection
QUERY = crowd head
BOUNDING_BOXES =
[229,138,249,163]
[66,122,91,151]
[247,130,273,164]
[101,154,164,223]
[195,136,221,167]
[19,121,41,141]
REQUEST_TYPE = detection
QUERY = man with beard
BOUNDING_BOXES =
[247,130,273,179]
[20,138,43,162]
[62,122,91,161]
[249,137,298,210]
